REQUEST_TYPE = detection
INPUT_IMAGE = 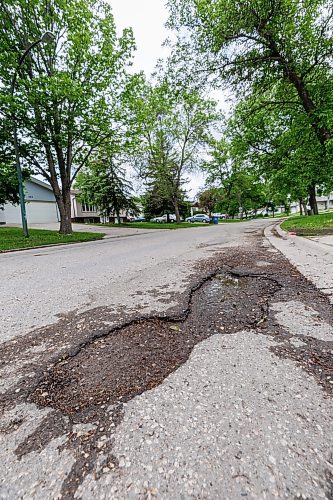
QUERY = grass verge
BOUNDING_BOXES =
[96,222,209,229]
[0,227,105,252]
[281,212,333,235]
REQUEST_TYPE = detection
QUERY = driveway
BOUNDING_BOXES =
[0,220,332,499]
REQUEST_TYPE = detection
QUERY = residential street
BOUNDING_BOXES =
[0,220,332,499]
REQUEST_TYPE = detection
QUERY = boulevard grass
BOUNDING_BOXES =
[98,219,246,230]
[0,227,105,252]
[98,222,209,229]
[281,212,333,235]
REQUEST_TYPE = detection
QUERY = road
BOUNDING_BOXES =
[0,220,332,499]
[0,221,247,342]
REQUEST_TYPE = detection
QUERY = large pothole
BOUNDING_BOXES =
[31,272,279,415]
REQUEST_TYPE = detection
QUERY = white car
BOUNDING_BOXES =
[151,214,177,223]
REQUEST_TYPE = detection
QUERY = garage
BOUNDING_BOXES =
[27,201,59,223]
[2,177,59,225]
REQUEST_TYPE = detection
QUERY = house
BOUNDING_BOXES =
[1,177,59,225]
[272,193,333,215]
[70,190,100,223]
[70,190,142,223]
[189,201,202,216]
[316,194,333,211]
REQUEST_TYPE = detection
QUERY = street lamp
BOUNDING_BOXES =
[10,31,55,238]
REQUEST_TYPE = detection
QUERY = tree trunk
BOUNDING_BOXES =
[43,146,73,234]
[308,184,318,215]
[116,209,121,225]
[286,70,331,146]
[174,202,181,224]
[302,202,308,215]
[263,34,331,146]
[57,190,73,234]
[299,199,303,216]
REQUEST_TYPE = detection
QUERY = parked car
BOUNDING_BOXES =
[151,214,177,223]
[129,216,146,222]
[185,214,210,223]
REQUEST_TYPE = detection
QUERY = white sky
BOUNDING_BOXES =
[109,0,206,198]
[110,0,171,76]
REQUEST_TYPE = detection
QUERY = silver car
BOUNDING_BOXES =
[185,214,210,223]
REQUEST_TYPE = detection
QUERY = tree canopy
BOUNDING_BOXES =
[167,0,333,215]
[0,0,135,233]
[129,79,221,222]
[167,0,333,149]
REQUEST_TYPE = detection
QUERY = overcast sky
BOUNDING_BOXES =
[110,0,171,76]
[109,0,207,197]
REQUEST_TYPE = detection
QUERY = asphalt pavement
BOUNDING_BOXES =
[0,221,246,342]
[0,220,332,499]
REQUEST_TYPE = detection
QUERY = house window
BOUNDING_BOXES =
[81,203,96,212]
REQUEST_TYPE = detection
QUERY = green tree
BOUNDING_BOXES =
[76,152,138,225]
[227,89,333,214]
[204,137,266,218]
[0,165,20,206]
[0,0,135,233]
[198,188,219,217]
[0,121,30,205]
[130,81,220,223]
[142,183,191,221]
[167,0,333,148]
[142,182,175,221]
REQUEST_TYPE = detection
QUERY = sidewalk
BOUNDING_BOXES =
[265,222,333,303]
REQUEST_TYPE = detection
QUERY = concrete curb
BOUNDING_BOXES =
[267,220,333,252]
[0,236,106,254]
[265,222,333,303]
[274,222,288,238]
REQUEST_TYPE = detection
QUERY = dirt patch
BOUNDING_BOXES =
[288,228,333,236]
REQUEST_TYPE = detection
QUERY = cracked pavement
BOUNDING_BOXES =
[0,220,332,499]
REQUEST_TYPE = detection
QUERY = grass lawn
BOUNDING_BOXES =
[96,219,253,230]
[0,227,105,252]
[281,212,333,234]
[97,222,209,230]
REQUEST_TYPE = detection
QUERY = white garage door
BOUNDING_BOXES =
[4,201,59,224]
[26,202,59,223]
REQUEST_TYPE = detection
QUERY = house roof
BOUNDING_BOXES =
[28,177,54,191]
